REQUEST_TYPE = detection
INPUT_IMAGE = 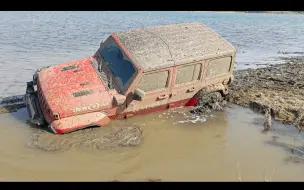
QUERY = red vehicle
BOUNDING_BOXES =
[25,22,236,134]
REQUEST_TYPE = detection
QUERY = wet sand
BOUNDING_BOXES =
[228,56,304,132]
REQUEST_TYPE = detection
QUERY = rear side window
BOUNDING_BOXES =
[138,70,169,92]
[175,63,202,84]
[205,56,232,79]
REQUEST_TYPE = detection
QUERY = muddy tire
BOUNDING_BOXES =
[196,91,223,105]
[192,91,226,114]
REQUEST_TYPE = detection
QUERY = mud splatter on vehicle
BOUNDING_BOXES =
[21,22,236,134]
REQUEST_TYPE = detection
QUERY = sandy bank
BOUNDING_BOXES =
[227,55,304,131]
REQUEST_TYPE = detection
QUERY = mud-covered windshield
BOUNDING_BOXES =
[100,44,136,91]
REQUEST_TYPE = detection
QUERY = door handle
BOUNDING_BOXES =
[157,94,168,100]
[187,87,195,92]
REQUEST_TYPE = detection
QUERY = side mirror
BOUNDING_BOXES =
[113,94,126,106]
[133,88,145,101]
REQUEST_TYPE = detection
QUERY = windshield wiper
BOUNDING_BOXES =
[104,65,114,89]
[108,73,113,89]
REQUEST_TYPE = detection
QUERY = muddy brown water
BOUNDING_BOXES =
[1,105,304,181]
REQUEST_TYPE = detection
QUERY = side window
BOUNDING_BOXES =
[175,63,202,85]
[137,70,169,92]
[205,56,232,79]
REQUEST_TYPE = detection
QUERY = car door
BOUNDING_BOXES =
[126,68,172,116]
[168,61,204,108]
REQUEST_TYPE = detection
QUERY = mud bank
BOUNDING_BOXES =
[0,95,25,114]
[227,56,304,131]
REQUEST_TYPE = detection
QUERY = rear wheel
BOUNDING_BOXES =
[192,91,226,113]
[195,91,223,106]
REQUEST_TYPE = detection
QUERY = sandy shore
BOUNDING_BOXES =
[227,55,304,131]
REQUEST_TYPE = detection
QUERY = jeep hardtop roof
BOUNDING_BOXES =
[114,22,236,72]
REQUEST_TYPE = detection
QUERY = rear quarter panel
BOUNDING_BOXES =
[201,54,235,88]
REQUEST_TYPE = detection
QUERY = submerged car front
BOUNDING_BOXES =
[25,40,139,134]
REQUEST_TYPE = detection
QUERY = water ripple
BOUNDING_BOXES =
[0,11,303,97]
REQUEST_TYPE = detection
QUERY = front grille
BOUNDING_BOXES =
[37,83,52,121]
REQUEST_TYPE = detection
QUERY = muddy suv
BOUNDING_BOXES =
[25,22,236,134]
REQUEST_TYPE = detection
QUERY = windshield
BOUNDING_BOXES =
[100,44,136,91]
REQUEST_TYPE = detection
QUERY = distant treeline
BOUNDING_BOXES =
[187,11,304,14]
[244,11,304,14]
